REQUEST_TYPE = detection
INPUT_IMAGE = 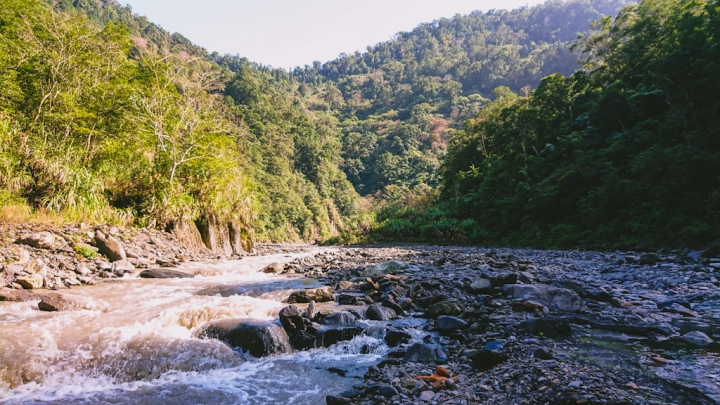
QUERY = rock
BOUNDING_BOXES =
[469,278,492,294]
[196,319,292,357]
[583,289,613,303]
[306,300,316,319]
[399,298,413,310]
[435,315,468,333]
[287,286,334,303]
[362,260,409,276]
[279,305,306,335]
[93,231,126,262]
[384,329,411,347]
[470,342,508,371]
[639,253,660,265]
[534,348,554,360]
[338,280,354,290]
[0,288,36,302]
[16,232,55,249]
[681,331,714,347]
[382,299,404,315]
[111,259,135,274]
[11,247,30,264]
[291,330,316,350]
[38,292,107,311]
[23,259,49,276]
[504,284,585,312]
[16,274,44,289]
[378,386,398,397]
[403,343,447,363]
[326,396,351,405]
[425,301,462,319]
[315,326,365,347]
[139,269,194,278]
[320,311,357,326]
[366,304,397,321]
[521,318,572,339]
[261,263,284,274]
[568,380,583,389]
[419,391,435,402]
[337,294,357,305]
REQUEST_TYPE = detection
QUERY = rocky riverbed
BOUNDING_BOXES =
[2,226,720,404]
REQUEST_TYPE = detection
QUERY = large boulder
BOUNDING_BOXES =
[196,319,292,357]
[403,343,447,363]
[315,326,364,347]
[681,331,714,347]
[16,232,55,249]
[279,305,306,335]
[287,286,334,304]
[319,311,357,326]
[38,292,108,312]
[16,274,44,290]
[139,269,194,279]
[362,260,410,276]
[366,304,397,321]
[93,231,126,262]
[504,284,585,312]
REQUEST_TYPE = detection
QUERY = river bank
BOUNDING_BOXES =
[1,226,720,404]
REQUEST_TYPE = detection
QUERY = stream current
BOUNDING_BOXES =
[0,248,383,405]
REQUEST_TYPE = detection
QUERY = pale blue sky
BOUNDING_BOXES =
[122,0,544,69]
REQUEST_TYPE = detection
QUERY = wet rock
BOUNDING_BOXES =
[504,284,585,312]
[469,278,493,294]
[384,329,411,347]
[139,269,194,278]
[319,311,357,326]
[471,347,508,371]
[93,231,126,262]
[403,343,447,363]
[435,315,468,334]
[366,304,397,321]
[382,299,404,315]
[0,288,36,302]
[337,294,357,305]
[261,263,284,274]
[425,301,462,319]
[362,260,409,276]
[681,331,714,347]
[38,292,107,311]
[291,330,316,350]
[521,318,573,339]
[16,274,44,289]
[315,326,364,347]
[287,286,334,303]
[196,319,292,357]
[279,305,306,335]
[326,396,351,405]
[16,232,55,249]
[306,300,316,319]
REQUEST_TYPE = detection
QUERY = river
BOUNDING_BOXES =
[0,248,383,405]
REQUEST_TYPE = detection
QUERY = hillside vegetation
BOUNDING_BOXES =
[372,0,720,248]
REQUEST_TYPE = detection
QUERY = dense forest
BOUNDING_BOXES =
[1,0,717,249]
[373,0,720,248]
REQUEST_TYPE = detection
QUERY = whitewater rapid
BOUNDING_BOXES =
[0,248,387,405]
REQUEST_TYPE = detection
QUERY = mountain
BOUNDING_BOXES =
[293,0,631,194]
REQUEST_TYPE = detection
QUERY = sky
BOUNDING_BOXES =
[122,0,545,70]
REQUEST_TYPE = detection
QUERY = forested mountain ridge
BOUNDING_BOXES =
[294,0,631,194]
[374,0,720,248]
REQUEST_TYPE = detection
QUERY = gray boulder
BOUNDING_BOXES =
[366,304,397,321]
[93,231,126,262]
[435,315,468,334]
[362,260,410,276]
[279,305,306,335]
[504,284,585,312]
[196,319,292,357]
[261,263,284,274]
[38,292,107,312]
[681,331,714,347]
[469,278,492,294]
[403,343,447,363]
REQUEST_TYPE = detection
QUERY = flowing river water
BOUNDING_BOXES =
[0,248,390,405]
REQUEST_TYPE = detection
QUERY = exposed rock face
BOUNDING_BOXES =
[196,319,292,357]
[139,269,194,279]
[16,232,55,249]
[287,286,334,304]
[504,284,585,312]
[93,231,126,262]
[38,292,107,311]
